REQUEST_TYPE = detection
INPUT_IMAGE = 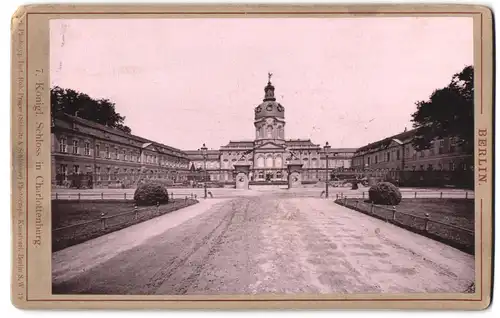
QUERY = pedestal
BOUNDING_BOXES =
[233,164,251,189]
[287,162,303,189]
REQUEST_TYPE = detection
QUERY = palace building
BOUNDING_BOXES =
[350,128,473,188]
[51,113,191,188]
[51,75,472,189]
[184,76,357,184]
[351,129,473,172]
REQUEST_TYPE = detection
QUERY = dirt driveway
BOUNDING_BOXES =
[52,195,474,295]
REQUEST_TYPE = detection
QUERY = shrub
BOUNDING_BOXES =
[368,182,402,205]
[351,181,359,190]
[134,183,169,206]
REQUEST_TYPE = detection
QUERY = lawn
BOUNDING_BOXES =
[392,198,475,230]
[52,199,198,252]
[340,198,475,254]
[52,201,138,229]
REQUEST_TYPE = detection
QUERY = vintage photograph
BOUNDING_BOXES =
[48,16,477,296]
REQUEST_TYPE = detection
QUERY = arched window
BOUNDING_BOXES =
[266,155,274,168]
[275,156,282,168]
[257,156,265,168]
[311,158,318,168]
[277,125,283,138]
[267,126,273,138]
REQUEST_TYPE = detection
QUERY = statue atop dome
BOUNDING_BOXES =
[264,73,276,102]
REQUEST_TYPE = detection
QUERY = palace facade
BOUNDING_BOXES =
[51,75,472,189]
[351,129,473,172]
[51,113,191,188]
[184,78,356,184]
[350,128,473,188]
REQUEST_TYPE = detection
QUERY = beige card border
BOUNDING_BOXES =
[11,4,494,310]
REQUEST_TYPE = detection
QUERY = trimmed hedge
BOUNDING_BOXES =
[368,182,402,205]
[133,183,169,206]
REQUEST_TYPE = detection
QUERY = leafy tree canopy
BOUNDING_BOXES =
[411,65,473,153]
[51,86,132,134]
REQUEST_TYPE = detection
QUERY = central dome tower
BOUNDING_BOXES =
[254,74,286,145]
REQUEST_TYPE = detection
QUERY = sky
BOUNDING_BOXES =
[50,17,473,150]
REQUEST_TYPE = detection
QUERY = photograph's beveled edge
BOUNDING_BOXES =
[10,3,494,310]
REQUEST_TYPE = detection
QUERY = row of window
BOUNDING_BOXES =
[59,139,92,156]
[59,137,188,168]
[58,164,187,180]
[256,125,284,139]
[355,139,460,166]
[411,162,470,171]
[358,161,470,172]
[194,162,220,169]
[59,164,145,176]
[409,145,456,160]
[358,145,460,166]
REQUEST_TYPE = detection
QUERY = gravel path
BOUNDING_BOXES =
[52,195,475,295]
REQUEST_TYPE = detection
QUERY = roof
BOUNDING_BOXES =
[184,150,221,155]
[328,148,358,153]
[56,113,188,157]
[355,129,417,154]
[221,140,255,148]
[285,139,318,146]
[184,149,221,161]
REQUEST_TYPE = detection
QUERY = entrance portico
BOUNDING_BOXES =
[185,75,357,189]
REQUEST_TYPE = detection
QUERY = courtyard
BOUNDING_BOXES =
[52,192,475,295]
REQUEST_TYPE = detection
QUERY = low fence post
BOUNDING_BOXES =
[185,196,188,204]
[370,203,374,214]
[440,192,443,199]
[100,212,106,229]
[336,193,339,200]
[101,192,104,199]
[55,193,58,200]
[156,201,160,214]
[414,191,417,198]
[134,205,138,220]
[170,192,174,201]
[392,206,396,221]
[78,193,81,200]
[362,192,365,200]
[343,196,347,205]
[465,192,468,199]
[124,193,127,200]
[355,200,359,209]
[424,213,430,232]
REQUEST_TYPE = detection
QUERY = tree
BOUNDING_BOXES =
[411,65,473,153]
[51,86,132,133]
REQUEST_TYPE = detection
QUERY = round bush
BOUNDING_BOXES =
[134,183,169,206]
[351,181,359,190]
[368,182,402,205]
